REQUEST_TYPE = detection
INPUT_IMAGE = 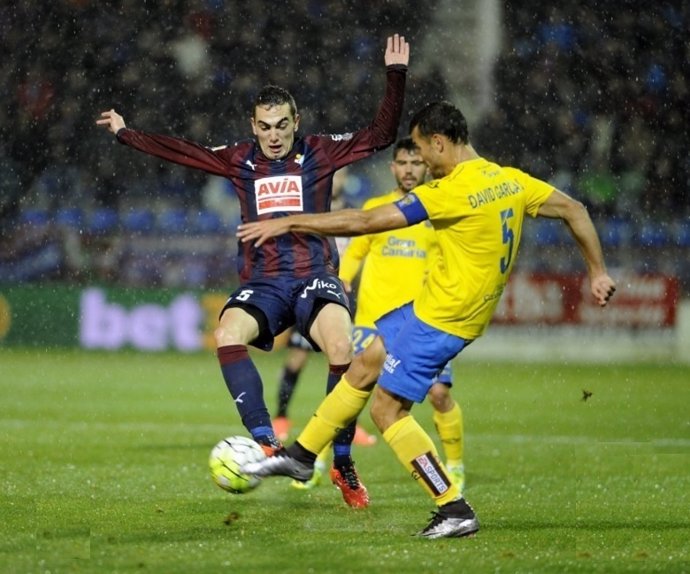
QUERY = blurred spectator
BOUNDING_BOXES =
[479,0,688,221]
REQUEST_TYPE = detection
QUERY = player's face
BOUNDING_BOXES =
[390,148,427,192]
[251,103,300,160]
[411,127,444,179]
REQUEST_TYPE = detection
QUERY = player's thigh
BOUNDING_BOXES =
[215,306,261,346]
[220,281,294,350]
[308,302,352,361]
[294,272,352,356]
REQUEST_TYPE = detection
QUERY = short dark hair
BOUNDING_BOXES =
[409,101,469,144]
[393,137,419,159]
[253,85,297,119]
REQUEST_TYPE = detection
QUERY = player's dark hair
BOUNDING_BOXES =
[393,136,418,158]
[253,85,297,119]
[409,101,469,144]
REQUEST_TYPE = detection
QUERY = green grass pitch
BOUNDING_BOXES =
[1,348,688,573]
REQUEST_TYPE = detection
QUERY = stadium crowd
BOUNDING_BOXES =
[1,0,687,289]
[476,1,688,221]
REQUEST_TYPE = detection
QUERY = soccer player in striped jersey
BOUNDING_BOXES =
[338,137,466,490]
[237,101,616,538]
[97,34,410,509]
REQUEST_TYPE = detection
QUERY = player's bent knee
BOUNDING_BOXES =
[213,325,244,347]
[427,386,453,411]
[345,354,379,391]
[323,337,354,365]
[369,387,407,432]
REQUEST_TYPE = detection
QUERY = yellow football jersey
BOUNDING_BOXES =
[411,158,554,339]
[339,190,440,328]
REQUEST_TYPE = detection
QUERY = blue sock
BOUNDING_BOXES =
[327,363,356,461]
[217,345,277,446]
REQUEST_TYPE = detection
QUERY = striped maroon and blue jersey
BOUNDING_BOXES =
[116,66,406,283]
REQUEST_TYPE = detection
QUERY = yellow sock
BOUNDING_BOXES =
[297,377,371,455]
[432,402,464,465]
[383,416,460,506]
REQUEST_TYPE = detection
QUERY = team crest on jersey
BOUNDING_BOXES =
[255,175,304,214]
[397,194,417,207]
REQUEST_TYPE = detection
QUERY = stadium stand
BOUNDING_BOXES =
[1,1,687,293]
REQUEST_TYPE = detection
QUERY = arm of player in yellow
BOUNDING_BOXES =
[537,189,616,306]
[237,203,409,247]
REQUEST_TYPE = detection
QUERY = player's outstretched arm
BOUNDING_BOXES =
[538,189,616,307]
[237,204,408,247]
[96,109,126,135]
[384,34,409,67]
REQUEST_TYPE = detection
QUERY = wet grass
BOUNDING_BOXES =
[1,348,688,573]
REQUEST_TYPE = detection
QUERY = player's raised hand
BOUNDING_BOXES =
[96,109,126,134]
[591,273,616,307]
[385,34,409,67]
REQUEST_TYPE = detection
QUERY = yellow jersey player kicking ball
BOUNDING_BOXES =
[237,101,616,539]
[338,137,466,491]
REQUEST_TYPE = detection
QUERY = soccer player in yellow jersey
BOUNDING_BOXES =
[238,101,616,539]
[339,137,466,490]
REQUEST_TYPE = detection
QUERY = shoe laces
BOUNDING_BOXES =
[337,464,362,490]
[421,510,447,533]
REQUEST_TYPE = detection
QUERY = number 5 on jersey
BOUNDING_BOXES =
[500,208,515,274]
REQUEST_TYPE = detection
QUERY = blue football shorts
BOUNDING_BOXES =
[352,324,453,386]
[375,302,470,403]
[221,272,350,351]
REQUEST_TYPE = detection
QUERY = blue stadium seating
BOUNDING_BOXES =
[19,209,50,227]
[534,218,565,246]
[55,207,84,229]
[87,208,119,235]
[194,210,224,234]
[673,220,690,247]
[122,208,155,235]
[157,208,189,235]
[636,221,671,247]
[600,218,633,248]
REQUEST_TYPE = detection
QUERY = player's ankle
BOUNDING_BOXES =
[287,441,318,465]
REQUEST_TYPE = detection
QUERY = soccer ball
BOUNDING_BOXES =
[209,435,266,494]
